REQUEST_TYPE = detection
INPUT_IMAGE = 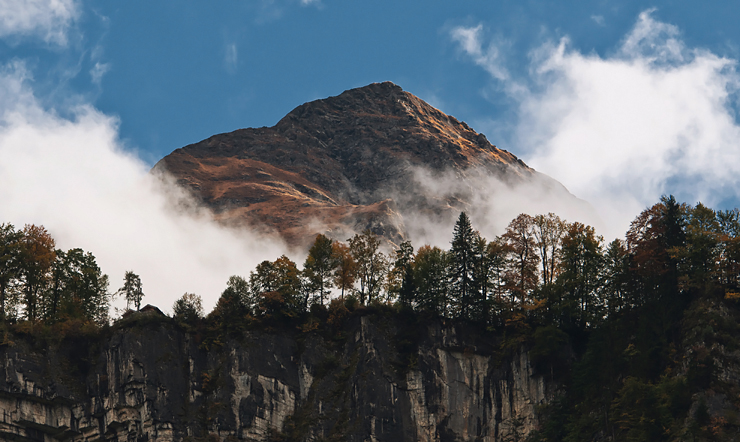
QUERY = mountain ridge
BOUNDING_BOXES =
[154,82,579,246]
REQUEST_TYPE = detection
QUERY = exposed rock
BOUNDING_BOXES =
[0,315,558,441]
[154,82,581,247]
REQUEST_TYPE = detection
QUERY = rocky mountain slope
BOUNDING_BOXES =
[0,312,557,441]
[154,82,583,246]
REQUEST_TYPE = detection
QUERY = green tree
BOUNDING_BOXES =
[602,239,630,315]
[449,212,478,319]
[680,203,721,292]
[388,241,415,308]
[303,234,339,306]
[118,270,144,311]
[250,255,303,316]
[45,248,110,324]
[556,222,604,329]
[414,245,449,316]
[0,224,22,321]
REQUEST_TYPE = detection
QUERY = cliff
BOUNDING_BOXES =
[0,312,558,441]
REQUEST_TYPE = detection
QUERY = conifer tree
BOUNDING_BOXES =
[449,212,477,319]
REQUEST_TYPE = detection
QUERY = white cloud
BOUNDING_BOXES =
[402,166,601,249]
[591,15,605,27]
[89,61,110,85]
[0,62,291,314]
[224,43,238,73]
[453,11,740,239]
[300,0,321,6]
[0,0,79,45]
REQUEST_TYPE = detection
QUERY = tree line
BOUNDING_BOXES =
[193,195,740,335]
[6,194,739,334]
[0,223,144,325]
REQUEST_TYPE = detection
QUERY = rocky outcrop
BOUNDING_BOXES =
[153,82,584,247]
[0,314,558,441]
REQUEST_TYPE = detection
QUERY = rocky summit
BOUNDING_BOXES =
[154,82,571,247]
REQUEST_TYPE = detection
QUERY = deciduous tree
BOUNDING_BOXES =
[348,230,388,305]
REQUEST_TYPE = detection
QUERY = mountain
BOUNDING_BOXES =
[154,82,587,246]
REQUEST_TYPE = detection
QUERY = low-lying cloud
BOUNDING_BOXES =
[0,62,291,314]
[452,10,740,239]
[399,166,601,249]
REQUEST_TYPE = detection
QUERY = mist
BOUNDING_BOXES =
[400,166,602,249]
[0,63,291,314]
[452,10,740,240]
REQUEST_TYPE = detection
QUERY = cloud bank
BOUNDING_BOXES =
[0,62,291,314]
[0,0,79,45]
[452,10,740,239]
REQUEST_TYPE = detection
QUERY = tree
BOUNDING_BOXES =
[250,255,303,316]
[0,224,22,320]
[173,292,204,323]
[348,230,388,305]
[118,271,144,311]
[626,196,687,304]
[45,248,110,324]
[332,241,357,299]
[532,213,566,287]
[470,234,490,322]
[449,212,478,319]
[18,225,56,321]
[501,214,539,307]
[486,237,509,315]
[680,203,721,291]
[556,222,604,329]
[414,245,449,316]
[602,239,630,314]
[388,241,415,307]
[303,234,339,306]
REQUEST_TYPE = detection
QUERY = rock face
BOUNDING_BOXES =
[0,314,557,441]
[154,82,577,247]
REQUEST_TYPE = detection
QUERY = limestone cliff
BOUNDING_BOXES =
[0,313,558,441]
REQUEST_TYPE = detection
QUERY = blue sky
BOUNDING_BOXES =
[2,0,740,309]
[5,1,739,162]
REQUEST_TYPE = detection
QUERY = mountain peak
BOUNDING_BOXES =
[154,83,556,246]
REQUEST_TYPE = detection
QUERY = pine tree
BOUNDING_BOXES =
[449,212,477,319]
